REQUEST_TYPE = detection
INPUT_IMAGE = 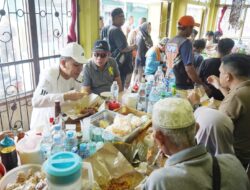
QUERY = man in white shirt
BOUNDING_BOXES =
[30,42,87,130]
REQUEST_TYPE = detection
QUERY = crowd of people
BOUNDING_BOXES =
[26,6,250,189]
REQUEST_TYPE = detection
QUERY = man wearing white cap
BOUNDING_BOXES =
[143,98,249,190]
[30,42,88,130]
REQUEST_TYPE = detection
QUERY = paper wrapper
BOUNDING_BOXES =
[61,93,104,120]
[84,143,144,190]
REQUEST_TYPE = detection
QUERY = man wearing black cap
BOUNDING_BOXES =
[108,7,136,88]
[82,40,122,95]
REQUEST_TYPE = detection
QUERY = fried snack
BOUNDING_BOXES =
[101,172,143,190]
[16,171,26,183]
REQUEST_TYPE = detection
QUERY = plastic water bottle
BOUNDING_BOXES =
[79,143,89,159]
[110,81,119,101]
[53,124,65,143]
[154,66,164,85]
[137,82,147,112]
[51,134,65,155]
[40,130,53,161]
[147,86,160,114]
[64,131,78,152]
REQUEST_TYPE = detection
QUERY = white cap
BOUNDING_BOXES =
[60,42,88,64]
[152,98,195,129]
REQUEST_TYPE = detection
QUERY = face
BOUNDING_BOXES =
[219,63,230,88]
[153,129,170,156]
[92,51,109,67]
[62,58,83,79]
[185,26,194,37]
[114,13,125,26]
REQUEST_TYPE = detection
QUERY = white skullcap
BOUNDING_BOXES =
[152,98,195,129]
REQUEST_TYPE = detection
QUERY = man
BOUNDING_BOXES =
[99,16,104,37]
[108,8,136,88]
[207,53,250,168]
[82,40,122,95]
[31,42,87,130]
[144,37,168,76]
[166,16,203,90]
[198,38,234,100]
[193,39,206,70]
[142,98,250,190]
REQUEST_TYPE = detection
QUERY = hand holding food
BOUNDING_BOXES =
[207,75,220,89]
[64,90,85,101]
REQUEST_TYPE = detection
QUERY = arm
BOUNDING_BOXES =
[82,64,92,95]
[32,71,65,107]
[185,65,203,84]
[113,58,122,92]
[180,40,203,84]
[112,28,136,53]
[207,75,229,96]
[115,76,123,92]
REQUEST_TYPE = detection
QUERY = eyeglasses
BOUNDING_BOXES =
[93,52,108,58]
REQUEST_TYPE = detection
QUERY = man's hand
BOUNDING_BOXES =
[187,90,201,106]
[207,75,220,89]
[0,130,14,140]
[64,90,86,101]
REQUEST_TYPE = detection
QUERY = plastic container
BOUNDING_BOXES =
[51,134,64,155]
[43,152,93,190]
[16,134,43,164]
[64,131,77,152]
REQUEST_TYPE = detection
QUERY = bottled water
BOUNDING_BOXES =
[147,86,160,114]
[79,143,89,159]
[53,124,65,144]
[40,130,52,161]
[64,131,78,152]
[51,134,64,155]
[137,82,147,112]
[110,81,119,101]
[154,66,164,85]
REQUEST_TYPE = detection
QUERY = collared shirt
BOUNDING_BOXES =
[82,57,120,95]
[143,144,250,190]
[30,65,82,130]
[219,80,250,166]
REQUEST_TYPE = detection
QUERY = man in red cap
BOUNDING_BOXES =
[166,16,204,90]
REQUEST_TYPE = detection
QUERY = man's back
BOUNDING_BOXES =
[143,145,250,190]
[198,57,224,100]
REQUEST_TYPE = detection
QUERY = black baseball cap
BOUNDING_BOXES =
[93,40,110,52]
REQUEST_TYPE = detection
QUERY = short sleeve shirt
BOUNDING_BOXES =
[179,40,193,66]
[82,57,120,95]
[108,25,127,52]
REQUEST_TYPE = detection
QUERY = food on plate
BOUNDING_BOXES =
[99,120,110,129]
[5,168,47,190]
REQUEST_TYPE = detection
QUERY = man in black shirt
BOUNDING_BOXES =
[198,38,234,100]
[107,8,136,88]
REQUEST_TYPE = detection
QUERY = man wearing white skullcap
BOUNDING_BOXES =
[143,98,249,190]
